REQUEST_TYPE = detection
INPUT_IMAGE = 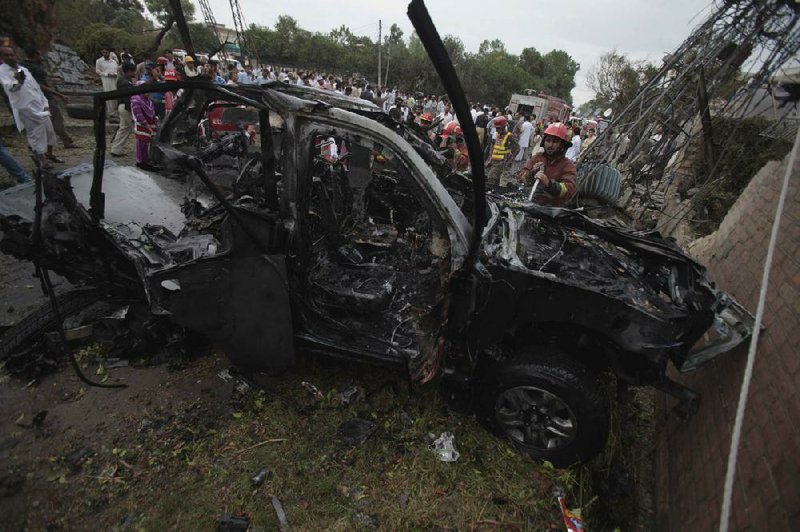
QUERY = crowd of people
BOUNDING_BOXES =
[2,43,600,207]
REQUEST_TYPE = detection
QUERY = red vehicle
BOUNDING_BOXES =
[198,103,258,142]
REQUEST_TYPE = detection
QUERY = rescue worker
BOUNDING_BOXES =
[516,122,577,207]
[183,55,198,78]
[439,121,469,171]
[486,116,517,187]
[416,112,437,143]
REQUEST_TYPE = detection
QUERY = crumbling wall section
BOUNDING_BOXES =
[44,43,94,92]
[654,150,800,531]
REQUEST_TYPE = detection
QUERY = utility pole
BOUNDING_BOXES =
[377,20,382,88]
[384,43,391,87]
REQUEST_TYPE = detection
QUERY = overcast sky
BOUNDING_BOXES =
[204,0,715,105]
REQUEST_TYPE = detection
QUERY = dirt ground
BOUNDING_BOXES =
[0,114,656,530]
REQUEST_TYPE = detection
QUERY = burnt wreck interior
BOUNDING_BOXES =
[0,84,455,377]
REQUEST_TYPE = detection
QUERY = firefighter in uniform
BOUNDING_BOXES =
[516,122,577,207]
[486,116,517,187]
[439,121,469,171]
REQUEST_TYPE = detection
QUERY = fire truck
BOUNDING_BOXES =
[508,90,571,122]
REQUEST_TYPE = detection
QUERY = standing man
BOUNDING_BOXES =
[22,47,76,149]
[0,47,61,168]
[516,123,577,207]
[581,126,597,156]
[475,106,489,148]
[514,114,534,162]
[110,62,136,157]
[95,48,119,120]
[565,125,582,162]
[485,116,517,187]
[183,56,198,78]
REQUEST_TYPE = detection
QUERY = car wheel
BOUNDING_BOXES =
[0,288,103,360]
[477,353,610,467]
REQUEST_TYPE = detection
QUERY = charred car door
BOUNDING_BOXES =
[289,110,470,380]
[103,88,295,372]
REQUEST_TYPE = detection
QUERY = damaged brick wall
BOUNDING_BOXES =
[654,151,800,531]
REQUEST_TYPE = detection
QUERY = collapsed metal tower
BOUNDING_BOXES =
[578,0,800,222]
[229,0,261,66]
[197,0,224,48]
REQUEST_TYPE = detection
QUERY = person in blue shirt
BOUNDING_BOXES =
[207,61,225,85]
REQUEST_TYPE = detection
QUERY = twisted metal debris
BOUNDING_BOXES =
[578,0,800,223]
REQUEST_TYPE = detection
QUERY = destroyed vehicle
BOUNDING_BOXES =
[0,80,754,466]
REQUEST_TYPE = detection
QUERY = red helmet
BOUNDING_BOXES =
[493,116,508,128]
[420,113,433,123]
[542,122,572,146]
[440,120,462,139]
[156,56,169,65]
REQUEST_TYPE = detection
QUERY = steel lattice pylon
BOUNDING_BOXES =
[197,0,223,49]
[229,0,261,66]
[577,0,800,226]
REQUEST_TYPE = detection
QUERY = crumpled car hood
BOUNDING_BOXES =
[481,200,721,320]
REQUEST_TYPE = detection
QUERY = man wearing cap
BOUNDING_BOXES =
[183,56,198,78]
[95,48,119,120]
[485,116,517,187]
[516,122,577,207]
[207,61,225,85]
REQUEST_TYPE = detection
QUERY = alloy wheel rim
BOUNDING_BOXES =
[495,386,577,450]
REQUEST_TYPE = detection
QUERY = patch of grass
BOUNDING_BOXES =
[11,357,644,530]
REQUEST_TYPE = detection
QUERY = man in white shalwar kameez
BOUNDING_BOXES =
[0,47,59,167]
[514,115,534,162]
[96,49,119,119]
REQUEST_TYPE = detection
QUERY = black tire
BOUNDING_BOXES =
[476,352,610,467]
[65,103,95,121]
[0,288,103,361]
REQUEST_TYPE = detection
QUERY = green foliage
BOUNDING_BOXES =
[53,6,581,107]
[54,0,150,45]
[691,116,793,235]
[162,22,219,53]
[76,23,136,60]
[143,0,194,26]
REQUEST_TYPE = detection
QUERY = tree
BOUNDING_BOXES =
[0,0,57,49]
[478,39,506,56]
[143,0,194,27]
[76,23,136,60]
[541,50,579,103]
[330,25,354,46]
[442,35,465,66]
[587,50,653,111]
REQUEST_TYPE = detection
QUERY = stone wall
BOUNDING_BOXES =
[654,150,800,531]
[44,43,94,91]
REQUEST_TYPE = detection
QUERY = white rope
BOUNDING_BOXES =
[719,124,800,532]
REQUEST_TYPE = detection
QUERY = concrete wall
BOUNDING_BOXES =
[654,150,799,531]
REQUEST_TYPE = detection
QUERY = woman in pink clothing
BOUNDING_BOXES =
[130,75,158,169]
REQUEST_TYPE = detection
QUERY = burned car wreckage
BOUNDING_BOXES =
[0,11,754,468]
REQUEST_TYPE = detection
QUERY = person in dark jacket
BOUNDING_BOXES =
[110,62,136,156]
